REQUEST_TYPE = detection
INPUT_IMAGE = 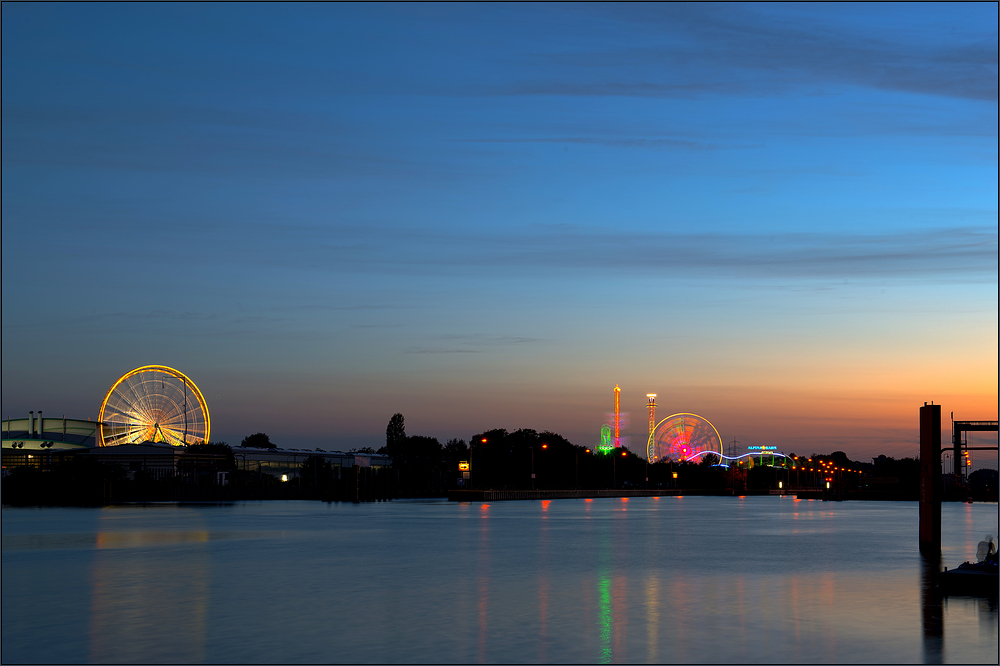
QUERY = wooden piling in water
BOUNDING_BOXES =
[919,403,941,558]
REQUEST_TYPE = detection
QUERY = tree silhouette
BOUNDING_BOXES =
[241,432,275,449]
[386,413,406,455]
[443,438,468,469]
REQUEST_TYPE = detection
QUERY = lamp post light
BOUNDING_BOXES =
[471,437,487,490]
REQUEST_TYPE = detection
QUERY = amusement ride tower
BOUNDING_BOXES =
[614,385,621,448]
[647,394,657,439]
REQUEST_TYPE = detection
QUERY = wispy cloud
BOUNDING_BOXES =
[403,334,545,355]
[228,223,998,283]
[494,4,998,102]
[437,334,544,345]
[453,137,759,150]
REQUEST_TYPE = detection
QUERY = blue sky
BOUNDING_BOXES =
[2,3,996,464]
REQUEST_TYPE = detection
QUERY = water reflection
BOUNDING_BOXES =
[598,524,612,664]
[476,503,490,664]
[920,555,944,664]
[96,530,209,549]
[2,499,997,664]
[88,511,210,663]
[538,500,550,663]
[613,501,629,663]
[614,572,628,662]
[646,574,660,663]
[789,575,801,661]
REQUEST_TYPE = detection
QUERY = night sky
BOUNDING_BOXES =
[2,4,997,464]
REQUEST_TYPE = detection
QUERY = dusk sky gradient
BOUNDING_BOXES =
[2,4,997,465]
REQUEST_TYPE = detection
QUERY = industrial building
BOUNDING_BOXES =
[2,416,387,480]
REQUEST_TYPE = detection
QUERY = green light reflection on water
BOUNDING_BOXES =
[598,572,612,663]
[597,516,613,664]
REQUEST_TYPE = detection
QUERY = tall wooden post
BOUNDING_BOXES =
[919,403,941,557]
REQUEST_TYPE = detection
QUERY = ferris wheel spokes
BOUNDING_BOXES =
[98,365,210,447]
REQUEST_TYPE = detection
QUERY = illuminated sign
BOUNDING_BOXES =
[458,461,470,471]
[748,445,777,451]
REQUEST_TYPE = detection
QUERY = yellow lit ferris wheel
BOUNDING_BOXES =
[98,365,210,447]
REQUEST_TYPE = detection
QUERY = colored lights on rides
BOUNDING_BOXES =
[647,413,723,464]
[598,425,614,453]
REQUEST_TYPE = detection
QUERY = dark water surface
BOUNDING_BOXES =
[2,497,997,664]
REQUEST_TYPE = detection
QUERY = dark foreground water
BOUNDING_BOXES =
[2,497,997,664]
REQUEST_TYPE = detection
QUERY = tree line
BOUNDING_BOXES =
[6,417,991,505]
[379,414,998,501]
[382,413,756,495]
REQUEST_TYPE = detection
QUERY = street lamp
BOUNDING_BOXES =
[470,437,487,490]
[579,448,591,490]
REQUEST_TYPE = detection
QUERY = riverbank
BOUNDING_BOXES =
[448,488,998,502]
[449,488,768,502]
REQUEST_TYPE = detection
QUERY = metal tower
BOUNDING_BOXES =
[647,394,656,439]
[614,385,621,448]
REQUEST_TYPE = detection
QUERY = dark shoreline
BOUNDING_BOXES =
[447,488,998,502]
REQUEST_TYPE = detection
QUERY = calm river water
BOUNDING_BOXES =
[2,497,997,664]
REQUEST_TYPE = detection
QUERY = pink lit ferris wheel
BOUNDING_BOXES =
[646,413,723,464]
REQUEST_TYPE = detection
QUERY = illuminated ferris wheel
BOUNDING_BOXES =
[98,365,210,447]
[646,413,722,464]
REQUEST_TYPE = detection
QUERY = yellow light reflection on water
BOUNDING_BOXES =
[89,514,208,663]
